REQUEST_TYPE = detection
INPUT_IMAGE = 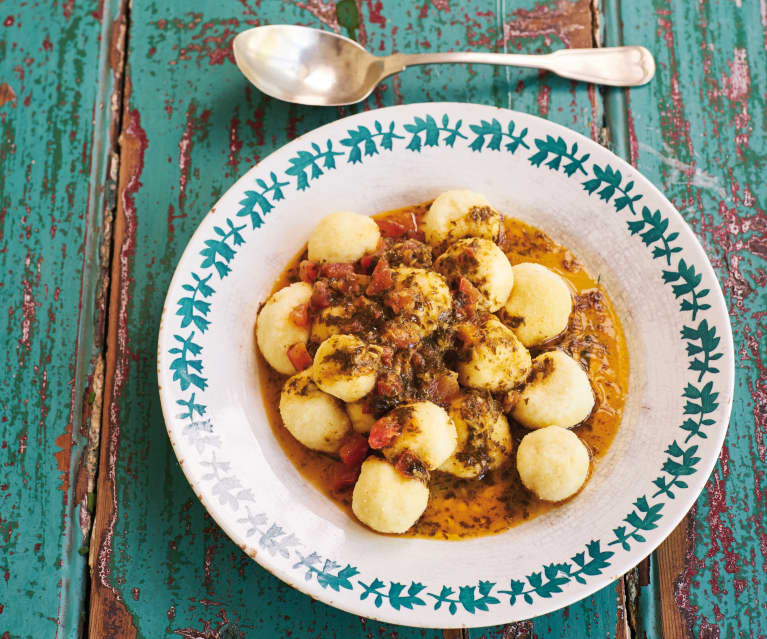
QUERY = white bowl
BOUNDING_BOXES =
[157,103,734,628]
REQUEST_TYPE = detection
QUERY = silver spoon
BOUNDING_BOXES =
[233,25,655,107]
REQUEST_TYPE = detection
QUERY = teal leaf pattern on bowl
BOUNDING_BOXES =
[626,206,683,264]
[682,319,723,381]
[294,553,360,591]
[359,579,428,610]
[236,172,289,229]
[609,497,665,551]
[680,382,720,443]
[341,121,404,164]
[200,218,246,279]
[662,259,712,320]
[652,441,701,499]
[469,118,529,153]
[164,113,724,615]
[583,163,643,214]
[404,114,467,151]
[285,141,344,190]
[176,272,214,332]
[528,135,590,176]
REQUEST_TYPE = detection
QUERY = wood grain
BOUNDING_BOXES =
[3,0,763,636]
[0,0,123,635]
[84,0,620,636]
[606,0,767,637]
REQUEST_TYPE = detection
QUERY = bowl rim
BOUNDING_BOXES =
[156,102,735,627]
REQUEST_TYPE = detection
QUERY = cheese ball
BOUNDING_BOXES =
[384,267,452,343]
[516,426,590,501]
[434,238,514,312]
[504,263,572,347]
[307,211,381,263]
[439,392,512,478]
[352,457,429,534]
[346,400,376,434]
[422,190,503,246]
[256,282,313,375]
[512,350,594,429]
[458,316,531,391]
[312,334,381,402]
[279,369,351,454]
[382,401,457,470]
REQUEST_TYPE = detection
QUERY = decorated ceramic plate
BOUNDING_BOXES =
[157,103,734,627]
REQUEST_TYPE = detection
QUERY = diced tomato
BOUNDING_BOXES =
[455,277,480,319]
[406,229,426,242]
[385,324,418,348]
[368,415,402,449]
[376,218,408,238]
[380,346,393,367]
[432,372,460,405]
[310,280,332,309]
[289,303,309,327]
[333,273,370,296]
[287,342,313,371]
[320,262,355,278]
[366,257,394,296]
[299,260,319,283]
[332,463,361,491]
[385,290,413,314]
[339,434,369,467]
[360,253,378,271]
[375,373,402,397]
[393,451,428,481]
[458,276,480,302]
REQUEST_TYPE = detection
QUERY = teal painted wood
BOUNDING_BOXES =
[90,0,627,635]
[0,0,123,637]
[467,582,625,639]
[606,1,767,637]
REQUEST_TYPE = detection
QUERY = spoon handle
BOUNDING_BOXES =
[387,46,655,87]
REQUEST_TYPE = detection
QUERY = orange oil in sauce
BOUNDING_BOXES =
[257,202,629,540]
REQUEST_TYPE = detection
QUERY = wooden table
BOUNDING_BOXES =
[1,0,764,636]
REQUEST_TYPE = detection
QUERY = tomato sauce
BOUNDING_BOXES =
[257,202,629,539]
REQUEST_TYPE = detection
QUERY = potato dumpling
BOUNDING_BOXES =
[422,190,502,245]
[256,282,313,375]
[346,400,376,434]
[310,297,382,343]
[512,350,594,429]
[516,426,590,501]
[434,238,514,312]
[385,267,452,342]
[307,211,381,263]
[439,392,512,478]
[458,316,531,391]
[279,369,351,453]
[312,334,381,402]
[504,263,572,347]
[352,457,429,534]
[382,401,457,470]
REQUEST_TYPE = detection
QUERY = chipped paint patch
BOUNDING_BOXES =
[0,82,16,107]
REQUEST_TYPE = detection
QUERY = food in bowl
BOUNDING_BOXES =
[255,191,628,538]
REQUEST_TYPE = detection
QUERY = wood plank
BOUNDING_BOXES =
[605,0,767,637]
[0,0,124,635]
[88,0,618,636]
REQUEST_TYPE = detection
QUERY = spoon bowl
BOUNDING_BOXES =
[234,25,386,106]
[233,25,655,106]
